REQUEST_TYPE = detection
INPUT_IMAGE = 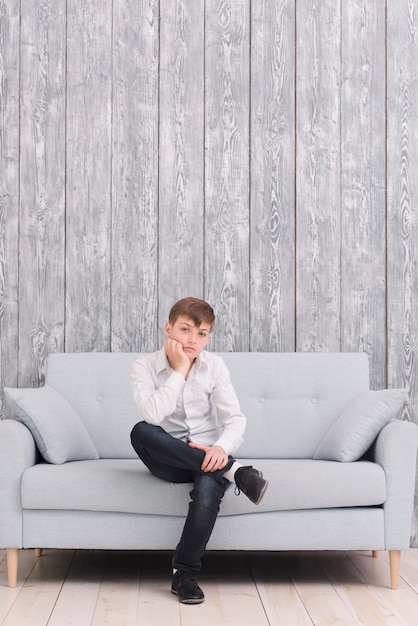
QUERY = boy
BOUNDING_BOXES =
[130,297,268,604]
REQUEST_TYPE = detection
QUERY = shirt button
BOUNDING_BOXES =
[311,398,318,404]
[259,397,265,403]
[96,395,103,402]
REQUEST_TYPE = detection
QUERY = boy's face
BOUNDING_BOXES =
[164,315,212,363]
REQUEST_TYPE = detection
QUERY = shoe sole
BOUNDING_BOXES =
[254,479,269,505]
[171,589,205,604]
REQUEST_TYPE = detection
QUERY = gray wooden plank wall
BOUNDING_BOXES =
[0,0,417,541]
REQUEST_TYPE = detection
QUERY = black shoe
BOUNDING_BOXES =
[234,466,268,505]
[171,570,205,604]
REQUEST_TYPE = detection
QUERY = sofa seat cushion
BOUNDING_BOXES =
[21,458,386,517]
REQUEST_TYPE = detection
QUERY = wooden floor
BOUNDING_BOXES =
[1,548,418,625]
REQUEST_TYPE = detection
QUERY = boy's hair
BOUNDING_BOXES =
[169,297,215,329]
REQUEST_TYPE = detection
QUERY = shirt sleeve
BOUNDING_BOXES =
[210,357,246,456]
[131,358,185,425]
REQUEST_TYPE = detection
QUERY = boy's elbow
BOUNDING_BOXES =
[141,401,166,426]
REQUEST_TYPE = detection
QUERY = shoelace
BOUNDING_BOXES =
[234,467,252,496]
[177,571,198,585]
[234,467,263,497]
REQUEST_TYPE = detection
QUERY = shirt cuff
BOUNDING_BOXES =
[213,435,236,457]
[165,370,186,389]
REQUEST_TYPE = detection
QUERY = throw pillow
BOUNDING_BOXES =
[4,384,99,464]
[313,388,407,462]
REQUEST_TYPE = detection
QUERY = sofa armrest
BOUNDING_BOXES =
[0,419,38,547]
[372,420,418,549]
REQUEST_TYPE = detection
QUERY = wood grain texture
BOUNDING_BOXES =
[387,0,418,544]
[158,0,205,324]
[296,0,342,352]
[19,0,66,385]
[205,0,250,351]
[340,0,386,389]
[387,0,418,418]
[66,0,112,352]
[0,0,20,414]
[4,549,418,624]
[112,0,159,351]
[250,0,295,352]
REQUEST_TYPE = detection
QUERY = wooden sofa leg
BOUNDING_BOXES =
[372,550,379,558]
[389,549,401,590]
[7,548,19,588]
[35,549,43,558]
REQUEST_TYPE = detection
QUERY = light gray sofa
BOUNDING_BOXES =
[1,352,417,590]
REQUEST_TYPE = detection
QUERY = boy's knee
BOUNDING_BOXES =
[130,420,149,448]
[130,421,165,450]
[131,420,142,437]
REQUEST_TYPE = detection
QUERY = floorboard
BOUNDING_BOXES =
[1,549,418,625]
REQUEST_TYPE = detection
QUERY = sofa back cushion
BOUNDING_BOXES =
[46,353,141,459]
[45,351,370,460]
[221,352,369,458]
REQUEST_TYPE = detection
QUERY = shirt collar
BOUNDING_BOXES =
[156,348,170,374]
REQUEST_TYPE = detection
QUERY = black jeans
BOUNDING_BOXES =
[130,421,234,574]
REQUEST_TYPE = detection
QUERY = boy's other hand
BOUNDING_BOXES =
[188,442,228,472]
[164,339,190,378]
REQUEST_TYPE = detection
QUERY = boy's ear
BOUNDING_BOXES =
[164,321,171,337]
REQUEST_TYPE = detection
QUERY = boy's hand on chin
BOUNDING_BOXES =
[188,442,228,472]
[164,339,190,377]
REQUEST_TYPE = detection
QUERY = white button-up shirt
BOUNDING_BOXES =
[131,348,246,455]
